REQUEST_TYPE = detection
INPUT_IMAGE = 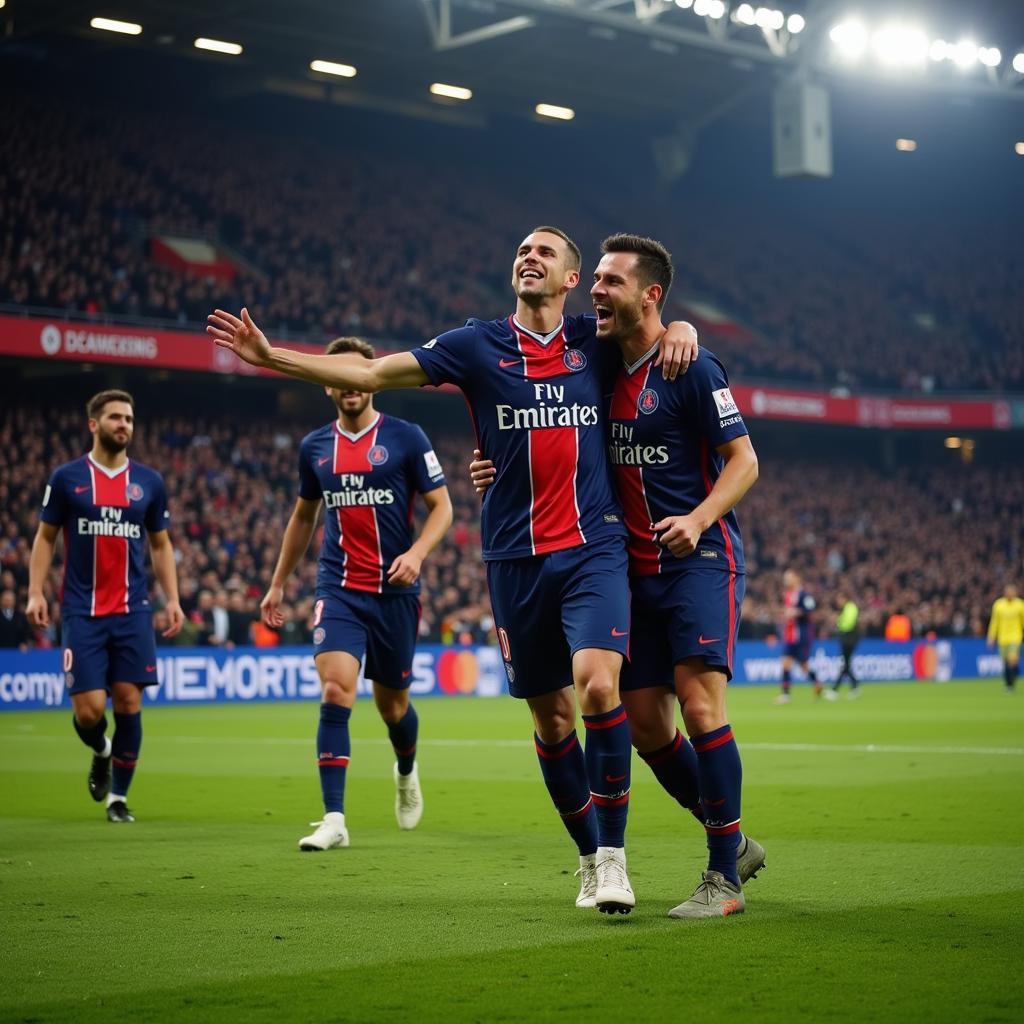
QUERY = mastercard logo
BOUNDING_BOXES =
[436,650,479,694]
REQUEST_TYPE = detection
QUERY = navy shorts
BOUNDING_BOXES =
[784,638,813,663]
[62,612,158,694]
[487,535,630,700]
[312,589,420,689]
[622,568,745,689]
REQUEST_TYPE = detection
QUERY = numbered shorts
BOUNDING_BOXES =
[62,612,159,695]
[312,589,420,689]
[784,636,813,663]
[487,535,630,700]
[622,569,744,689]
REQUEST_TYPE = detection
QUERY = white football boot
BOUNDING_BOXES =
[574,853,598,908]
[299,811,349,851]
[394,764,423,830]
[595,846,635,915]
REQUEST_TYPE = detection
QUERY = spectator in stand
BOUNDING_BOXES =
[0,590,32,650]
[226,590,254,647]
[885,610,912,642]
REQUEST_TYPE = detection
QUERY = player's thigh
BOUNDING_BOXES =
[526,686,577,745]
[621,686,677,752]
[62,614,111,700]
[557,537,631,667]
[108,613,159,689]
[487,558,572,699]
[364,594,419,689]
[622,579,673,693]
[313,592,369,704]
[314,650,361,707]
[665,570,743,682]
[674,659,729,737]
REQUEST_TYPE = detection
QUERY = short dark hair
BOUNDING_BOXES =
[325,336,375,359]
[86,389,134,420]
[601,233,674,310]
[530,225,582,271]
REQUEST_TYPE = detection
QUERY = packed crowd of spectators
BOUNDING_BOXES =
[1,400,1019,651]
[2,92,1021,393]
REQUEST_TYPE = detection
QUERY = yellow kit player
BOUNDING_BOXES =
[987,583,1024,693]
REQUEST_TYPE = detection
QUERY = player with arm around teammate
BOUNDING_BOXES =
[473,234,762,918]
[26,390,184,822]
[775,569,822,704]
[987,583,1024,694]
[208,227,698,914]
[261,337,453,850]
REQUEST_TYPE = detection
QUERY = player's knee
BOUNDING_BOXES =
[375,690,408,723]
[579,674,617,710]
[321,680,351,705]
[533,707,575,745]
[74,704,104,727]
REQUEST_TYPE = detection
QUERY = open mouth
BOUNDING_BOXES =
[519,269,542,281]
[594,304,613,326]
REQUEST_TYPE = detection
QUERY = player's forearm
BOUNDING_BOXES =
[410,496,453,561]
[150,541,180,603]
[266,348,378,390]
[690,449,759,533]
[271,515,318,587]
[27,535,56,598]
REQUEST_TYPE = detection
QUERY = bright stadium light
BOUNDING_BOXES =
[674,0,693,8]
[310,59,357,78]
[895,138,917,152]
[787,13,805,34]
[872,25,928,68]
[1014,53,1024,74]
[706,0,726,19]
[944,437,962,449]
[830,20,868,61]
[535,103,575,121]
[979,47,1002,68]
[734,4,756,26]
[952,39,978,69]
[90,16,142,35]
[755,8,781,30]
[1015,142,1024,156]
[430,82,472,100]
[195,37,243,55]
[929,39,949,62]
[693,0,710,16]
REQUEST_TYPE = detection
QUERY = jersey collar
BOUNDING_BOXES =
[511,315,564,347]
[87,454,129,478]
[334,412,381,443]
[623,341,660,376]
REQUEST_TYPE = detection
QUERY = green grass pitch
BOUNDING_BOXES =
[1,681,1022,1024]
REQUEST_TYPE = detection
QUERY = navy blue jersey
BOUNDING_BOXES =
[39,456,170,617]
[608,346,747,578]
[784,588,816,644]
[412,314,624,561]
[298,413,445,596]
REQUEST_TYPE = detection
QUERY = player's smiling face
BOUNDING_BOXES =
[591,252,646,341]
[512,232,578,303]
[90,401,134,454]
[328,386,371,419]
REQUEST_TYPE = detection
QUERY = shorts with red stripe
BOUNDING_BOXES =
[487,534,630,700]
[622,567,744,688]
[62,612,159,694]
[312,589,420,689]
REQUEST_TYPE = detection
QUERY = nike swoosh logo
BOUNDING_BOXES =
[145,665,156,673]
[401,670,412,678]
[611,628,628,637]
[704,797,726,807]
[318,456,330,466]
[498,358,522,368]
[606,774,627,783]
[698,636,721,645]
[74,485,90,493]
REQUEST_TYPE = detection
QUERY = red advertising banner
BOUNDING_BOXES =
[0,314,1015,430]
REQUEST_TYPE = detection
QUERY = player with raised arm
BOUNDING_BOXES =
[262,337,453,850]
[208,227,698,914]
[775,569,822,704]
[26,390,184,822]
[987,583,1024,694]
[472,234,762,918]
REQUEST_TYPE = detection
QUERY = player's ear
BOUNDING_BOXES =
[563,268,580,292]
[645,283,663,310]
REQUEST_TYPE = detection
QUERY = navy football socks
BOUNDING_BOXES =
[582,705,631,849]
[534,731,598,856]
[111,711,142,798]
[317,703,351,814]
[387,704,418,776]
[73,713,108,754]
[639,729,704,822]
[692,723,743,886]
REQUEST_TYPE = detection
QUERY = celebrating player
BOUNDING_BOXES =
[26,390,184,822]
[473,234,762,918]
[208,227,698,914]
[987,583,1024,694]
[261,337,452,850]
[775,569,822,704]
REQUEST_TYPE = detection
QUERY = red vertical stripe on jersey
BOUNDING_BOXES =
[510,319,585,554]
[89,461,130,616]
[698,439,739,663]
[611,363,661,575]
[333,421,384,593]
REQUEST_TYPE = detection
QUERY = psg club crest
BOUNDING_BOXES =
[563,348,587,372]
[367,445,389,466]
[313,627,326,646]
[126,482,145,501]
[638,388,659,414]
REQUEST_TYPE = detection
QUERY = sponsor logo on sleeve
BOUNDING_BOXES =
[424,450,443,478]
[713,387,739,418]
[42,485,51,507]
[422,338,438,350]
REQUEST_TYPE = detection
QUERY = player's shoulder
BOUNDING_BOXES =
[378,413,429,442]
[299,422,335,450]
[565,313,597,342]
[127,458,163,479]
[49,456,87,481]
[440,316,510,342]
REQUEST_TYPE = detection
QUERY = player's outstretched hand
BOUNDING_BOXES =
[163,601,185,638]
[387,551,423,587]
[469,449,496,494]
[654,321,699,381]
[652,514,702,558]
[261,585,285,627]
[25,593,49,629]
[206,307,272,367]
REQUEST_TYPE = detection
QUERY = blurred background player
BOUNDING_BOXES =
[25,390,184,822]
[260,337,453,851]
[208,229,698,914]
[826,590,861,700]
[987,583,1024,694]
[776,568,821,704]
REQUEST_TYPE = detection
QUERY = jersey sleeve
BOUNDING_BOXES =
[681,351,748,447]
[145,473,171,533]
[408,425,447,494]
[39,467,68,526]
[297,437,322,501]
[410,323,478,388]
